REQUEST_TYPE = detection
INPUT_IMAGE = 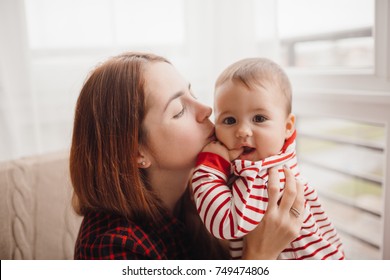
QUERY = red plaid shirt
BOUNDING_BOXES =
[74,211,193,259]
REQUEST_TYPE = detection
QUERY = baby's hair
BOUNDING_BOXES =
[215,57,292,113]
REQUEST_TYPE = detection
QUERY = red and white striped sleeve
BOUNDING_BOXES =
[191,152,268,239]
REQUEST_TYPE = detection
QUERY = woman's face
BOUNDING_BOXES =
[142,62,214,172]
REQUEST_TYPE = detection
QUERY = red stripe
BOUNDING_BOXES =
[293,229,319,242]
[322,249,341,260]
[200,186,230,221]
[306,196,319,203]
[297,243,332,260]
[319,222,332,231]
[324,232,339,242]
[228,211,235,238]
[315,217,328,223]
[238,225,250,234]
[193,168,226,181]
[281,130,296,151]
[284,237,323,252]
[235,206,263,225]
[208,196,230,238]
[197,183,227,213]
[305,189,315,196]
[302,223,316,231]
[192,174,225,196]
[252,184,267,189]
[260,173,267,180]
[249,194,268,201]
[232,182,247,205]
[246,204,266,215]
[263,152,295,166]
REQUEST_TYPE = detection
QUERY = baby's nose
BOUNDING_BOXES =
[236,124,253,138]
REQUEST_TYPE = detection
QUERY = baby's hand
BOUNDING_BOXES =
[228,148,243,161]
[201,141,230,161]
[202,142,243,162]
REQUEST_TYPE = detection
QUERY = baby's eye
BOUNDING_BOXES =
[222,117,236,125]
[253,115,267,123]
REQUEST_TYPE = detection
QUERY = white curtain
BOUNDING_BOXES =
[0,0,39,162]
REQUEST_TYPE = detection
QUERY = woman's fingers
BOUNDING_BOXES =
[269,165,304,221]
[278,166,305,229]
[279,166,298,213]
[267,165,305,218]
[290,178,305,217]
[242,166,305,259]
[266,167,281,211]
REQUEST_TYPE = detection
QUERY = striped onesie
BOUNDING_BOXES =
[191,131,344,259]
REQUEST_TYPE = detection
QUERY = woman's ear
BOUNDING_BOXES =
[285,113,296,138]
[137,147,151,169]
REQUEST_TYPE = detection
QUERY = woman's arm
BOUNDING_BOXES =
[242,166,305,260]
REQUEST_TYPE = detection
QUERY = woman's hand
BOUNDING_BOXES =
[242,166,305,259]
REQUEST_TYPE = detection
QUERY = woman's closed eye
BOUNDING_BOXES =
[173,106,186,119]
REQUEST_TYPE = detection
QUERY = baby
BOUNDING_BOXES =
[191,58,344,259]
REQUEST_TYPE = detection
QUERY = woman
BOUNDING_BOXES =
[70,52,304,259]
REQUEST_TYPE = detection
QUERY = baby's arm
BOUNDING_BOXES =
[191,144,267,240]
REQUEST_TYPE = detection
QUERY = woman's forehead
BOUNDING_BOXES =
[144,62,188,108]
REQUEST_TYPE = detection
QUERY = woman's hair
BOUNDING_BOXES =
[215,57,292,114]
[70,51,229,259]
[70,52,169,223]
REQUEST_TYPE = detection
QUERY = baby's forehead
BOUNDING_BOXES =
[216,78,279,95]
[215,79,291,113]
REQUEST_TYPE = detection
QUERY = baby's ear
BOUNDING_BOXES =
[285,113,296,138]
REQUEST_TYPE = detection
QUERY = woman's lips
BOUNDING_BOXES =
[207,129,216,141]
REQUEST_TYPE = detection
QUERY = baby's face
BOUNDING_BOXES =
[214,80,294,161]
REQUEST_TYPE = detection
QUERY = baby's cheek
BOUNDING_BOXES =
[215,128,230,144]
[215,126,227,142]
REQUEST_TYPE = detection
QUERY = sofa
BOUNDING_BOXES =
[0,151,82,260]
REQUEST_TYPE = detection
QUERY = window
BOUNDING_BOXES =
[277,0,374,68]
[24,0,185,49]
[259,0,390,259]
[297,117,384,259]
[292,88,390,259]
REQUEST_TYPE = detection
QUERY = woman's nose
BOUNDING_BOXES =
[236,124,253,138]
[196,102,212,122]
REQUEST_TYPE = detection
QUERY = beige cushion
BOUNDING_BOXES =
[0,151,82,259]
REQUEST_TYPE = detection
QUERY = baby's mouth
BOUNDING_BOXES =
[242,146,255,155]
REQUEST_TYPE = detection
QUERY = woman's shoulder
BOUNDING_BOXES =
[74,211,166,259]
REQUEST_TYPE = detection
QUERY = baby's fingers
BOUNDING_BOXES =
[228,148,243,161]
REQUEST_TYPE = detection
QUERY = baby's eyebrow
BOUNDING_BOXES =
[216,110,231,117]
